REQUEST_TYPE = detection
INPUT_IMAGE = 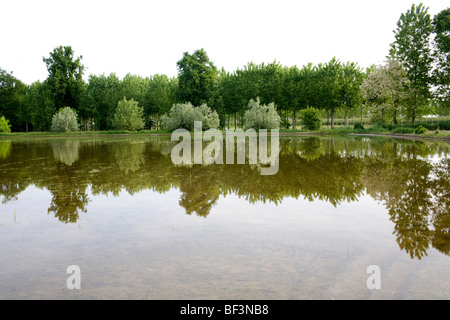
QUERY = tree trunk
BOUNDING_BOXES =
[234,112,237,129]
[345,107,349,126]
[327,111,330,128]
[292,110,296,129]
[331,111,335,129]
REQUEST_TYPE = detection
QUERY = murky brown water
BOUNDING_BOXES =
[0,135,449,299]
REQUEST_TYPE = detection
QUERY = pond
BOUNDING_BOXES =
[0,135,449,299]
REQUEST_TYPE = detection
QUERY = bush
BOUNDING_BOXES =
[51,107,79,133]
[0,116,12,133]
[299,107,321,131]
[112,97,145,131]
[414,125,427,134]
[161,102,219,131]
[393,127,415,134]
[244,97,280,130]
[354,122,364,130]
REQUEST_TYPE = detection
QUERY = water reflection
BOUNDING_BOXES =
[0,140,11,160]
[52,140,80,165]
[0,136,449,259]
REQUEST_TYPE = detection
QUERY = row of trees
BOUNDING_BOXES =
[0,3,449,132]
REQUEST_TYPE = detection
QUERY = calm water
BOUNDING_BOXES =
[0,135,449,299]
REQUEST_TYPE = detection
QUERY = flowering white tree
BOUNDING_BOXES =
[360,59,408,124]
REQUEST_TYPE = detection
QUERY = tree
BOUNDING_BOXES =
[43,46,86,112]
[299,107,321,131]
[176,49,218,106]
[161,102,219,131]
[316,58,342,129]
[360,59,408,123]
[243,97,280,129]
[0,68,26,132]
[143,74,177,129]
[112,97,145,131]
[83,73,123,130]
[51,107,80,132]
[389,3,434,123]
[0,116,11,133]
[432,8,450,113]
[340,62,364,126]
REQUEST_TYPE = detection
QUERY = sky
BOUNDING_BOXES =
[1,0,448,85]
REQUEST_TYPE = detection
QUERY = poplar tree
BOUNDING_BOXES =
[389,3,433,123]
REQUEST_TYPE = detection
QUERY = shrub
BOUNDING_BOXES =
[299,107,321,131]
[51,107,79,133]
[0,116,12,133]
[393,127,415,134]
[161,102,219,131]
[354,122,364,130]
[244,97,280,130]
[112,97,145,131]
[414,125,427,134]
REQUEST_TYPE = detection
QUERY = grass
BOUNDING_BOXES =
[1,125,450,141]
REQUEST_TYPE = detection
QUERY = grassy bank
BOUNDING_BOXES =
[1,125,450,141]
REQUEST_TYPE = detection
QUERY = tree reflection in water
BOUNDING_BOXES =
[0,136,449,259]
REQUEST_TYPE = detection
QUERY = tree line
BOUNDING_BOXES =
[0,3,449,133]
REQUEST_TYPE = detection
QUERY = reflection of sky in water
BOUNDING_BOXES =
[0,136,449,299]
[1,183,449,299]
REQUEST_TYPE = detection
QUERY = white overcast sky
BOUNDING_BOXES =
[1,0,448,85]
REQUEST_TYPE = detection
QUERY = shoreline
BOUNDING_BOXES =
[1,130,450,142]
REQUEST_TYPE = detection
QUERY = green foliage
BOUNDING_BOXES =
[414,125,427,134]
[0,68,26,131]
[354,122,364,130]
[112,97,145,131]
[161,102,220,131]
[51,107,80,132]
[43,46,85,111]
[389,3,434,122]
[393,127,415,134]
[432,8,450,107]
[300,107,322,131]
[176,49,218,106]
[0,116,12,133]
[243,97,281,129]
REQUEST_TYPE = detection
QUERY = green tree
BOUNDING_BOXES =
[0,116,12,133]
[432,8,450,113]
[389,3,434,123]
[23,81,56,131]
[112,97,145,131]
[316,58,342,129]
[83,73,123,130]
[299,107,321,131]
[144,74,177,129]
[43,46,86,112]
[0,68,26,131]
[176,49,218,106]
[340,62,364,126]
